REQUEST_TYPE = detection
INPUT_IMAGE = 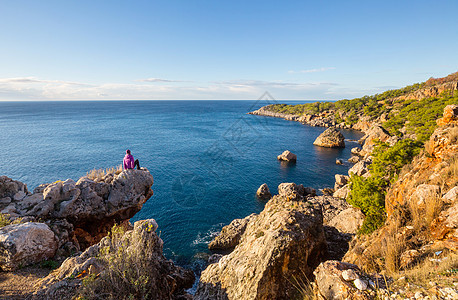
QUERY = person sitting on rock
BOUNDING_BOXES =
[123,149,141,170]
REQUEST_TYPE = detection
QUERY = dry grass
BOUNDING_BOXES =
[86,165,123,181]
[289,273,318,300]
[393,251,458,289]
[381,226,407,275]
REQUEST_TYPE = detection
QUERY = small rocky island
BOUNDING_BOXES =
[313,127,345,148]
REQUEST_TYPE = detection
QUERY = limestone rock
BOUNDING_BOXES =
[256,183,271,200]
[308,195,351,224]
[208,213,258,251]
[277,150,297,162]
[348,160,371,177]
[313,127,345,148]
[354,278,368,291]
[277,182,315,201]
[400,249,420,269]
[410,184,440,206]
[359,125,391,154]
[195,191,327,300]
[342,269,359,281]
[334,174,349,190]
[430,200,458,240]
[351,147,363,156]
[327,208,365,234]
[0,222,57,271]
[36,219,194,300]
[333,185,350,199]
[443,186,458,203]
[336,159,344,165]
[436,104,458,126]
[348,155,360,164]
[314,260,371,299]
[0,169,154,256]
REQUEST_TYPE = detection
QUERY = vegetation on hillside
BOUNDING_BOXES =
[266,72,458,143]
[348,139,423,234]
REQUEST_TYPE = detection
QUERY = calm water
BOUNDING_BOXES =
[0,100,363,272]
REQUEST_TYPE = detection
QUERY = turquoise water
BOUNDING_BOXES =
[0,100,363,272]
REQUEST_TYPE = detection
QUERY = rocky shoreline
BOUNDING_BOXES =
[1,94,457,298]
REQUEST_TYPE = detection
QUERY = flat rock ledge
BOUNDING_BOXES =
[313,127,345,148]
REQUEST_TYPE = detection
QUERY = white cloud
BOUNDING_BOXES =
[288,67,336,74]
[0,75,348,101]
[135,77,189,83]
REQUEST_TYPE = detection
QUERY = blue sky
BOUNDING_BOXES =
[0,0,457,100]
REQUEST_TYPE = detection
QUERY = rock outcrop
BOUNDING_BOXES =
[0,222,58,271]
[313,127,345,148]
[35,219,194,300]
[256,183,271,200]
[314,260,387,299]
[277,150,297,162]
[208,213,258,251]
[0,169,154,270]
[196,183,327,300]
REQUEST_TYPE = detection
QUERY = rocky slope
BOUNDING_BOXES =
[34,219,194,300]
[0,168,154,270]
[197,183,365,300]
[196,183,327,300]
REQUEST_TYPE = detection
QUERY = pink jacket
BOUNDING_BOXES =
[123,154,135,169]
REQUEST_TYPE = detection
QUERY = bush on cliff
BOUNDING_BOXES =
[78,224,154,300]
[349,139,423,234]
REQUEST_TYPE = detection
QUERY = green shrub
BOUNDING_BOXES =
[0,213,11,228]
[348,139,423,234]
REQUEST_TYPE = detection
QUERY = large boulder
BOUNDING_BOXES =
[314,260,384,299]
[277,150,297,162]
[256,183,271,200]
[359,125,391,154]
[0,222,58,271]
[36,219,194,300]
[327,208,365,234]
[195,188,327,300]
[208,213,258,251]
[313,128,345,148]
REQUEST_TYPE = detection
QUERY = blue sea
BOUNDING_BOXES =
[0,100,363,273]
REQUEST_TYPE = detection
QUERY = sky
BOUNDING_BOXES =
[0,0,457,101]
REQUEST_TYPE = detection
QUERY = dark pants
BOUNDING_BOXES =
[134,159,140,170]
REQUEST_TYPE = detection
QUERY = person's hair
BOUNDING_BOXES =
[126,149,131,155]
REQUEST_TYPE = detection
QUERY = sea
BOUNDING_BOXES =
[0,100,363,275]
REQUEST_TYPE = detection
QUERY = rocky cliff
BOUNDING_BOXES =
[196,183,366,300]
[195,183,328,300]
[0,168,154,270]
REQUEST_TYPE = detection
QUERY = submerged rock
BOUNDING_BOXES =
[313,127,345,148]
[196,186,327,300]
[277,150,297,162]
